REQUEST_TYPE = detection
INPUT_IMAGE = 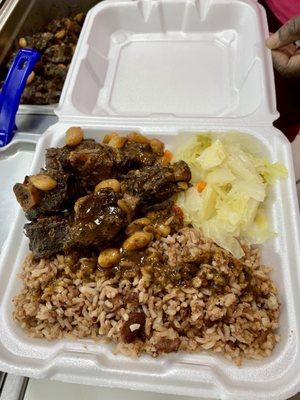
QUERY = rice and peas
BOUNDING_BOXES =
[13,132,284,365]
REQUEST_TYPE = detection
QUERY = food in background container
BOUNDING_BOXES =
[2,12,85,105]
[174,132,287,258]
[12,129,280,366]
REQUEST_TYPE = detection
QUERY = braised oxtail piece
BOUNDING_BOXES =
[65,188,127,251]
[24,216,69,259]
[14,171,77,221]
[120,160,191,206]
[68,145,118,190]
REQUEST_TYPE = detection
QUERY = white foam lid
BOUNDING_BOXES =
[57,0,278,126]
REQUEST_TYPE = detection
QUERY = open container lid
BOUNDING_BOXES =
[56,0,278,126]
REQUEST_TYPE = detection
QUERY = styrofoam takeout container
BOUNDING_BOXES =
[0,0,300,399]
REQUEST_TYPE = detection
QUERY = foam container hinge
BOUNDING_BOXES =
[0,1,300,399]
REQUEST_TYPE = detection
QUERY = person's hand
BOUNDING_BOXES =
[266,15,300,78]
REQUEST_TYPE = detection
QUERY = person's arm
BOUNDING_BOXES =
[266,15,300,78]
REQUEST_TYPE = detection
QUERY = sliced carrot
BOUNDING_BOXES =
[196,180,207,192]
[164,150,173,160]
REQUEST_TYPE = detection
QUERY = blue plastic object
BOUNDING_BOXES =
[0,48,41,147]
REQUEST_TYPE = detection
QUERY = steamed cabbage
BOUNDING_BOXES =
[196,140,226,170]
[174,132,287,258]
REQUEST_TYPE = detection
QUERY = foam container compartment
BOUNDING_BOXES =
[0,1,300,399]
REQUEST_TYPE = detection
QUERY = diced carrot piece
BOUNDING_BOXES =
[196,181,207,192]
[164,150,173,160]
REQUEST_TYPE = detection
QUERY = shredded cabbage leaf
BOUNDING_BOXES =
[196,139,226,170]
[174,132,287,258]
[173,134,212,183]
